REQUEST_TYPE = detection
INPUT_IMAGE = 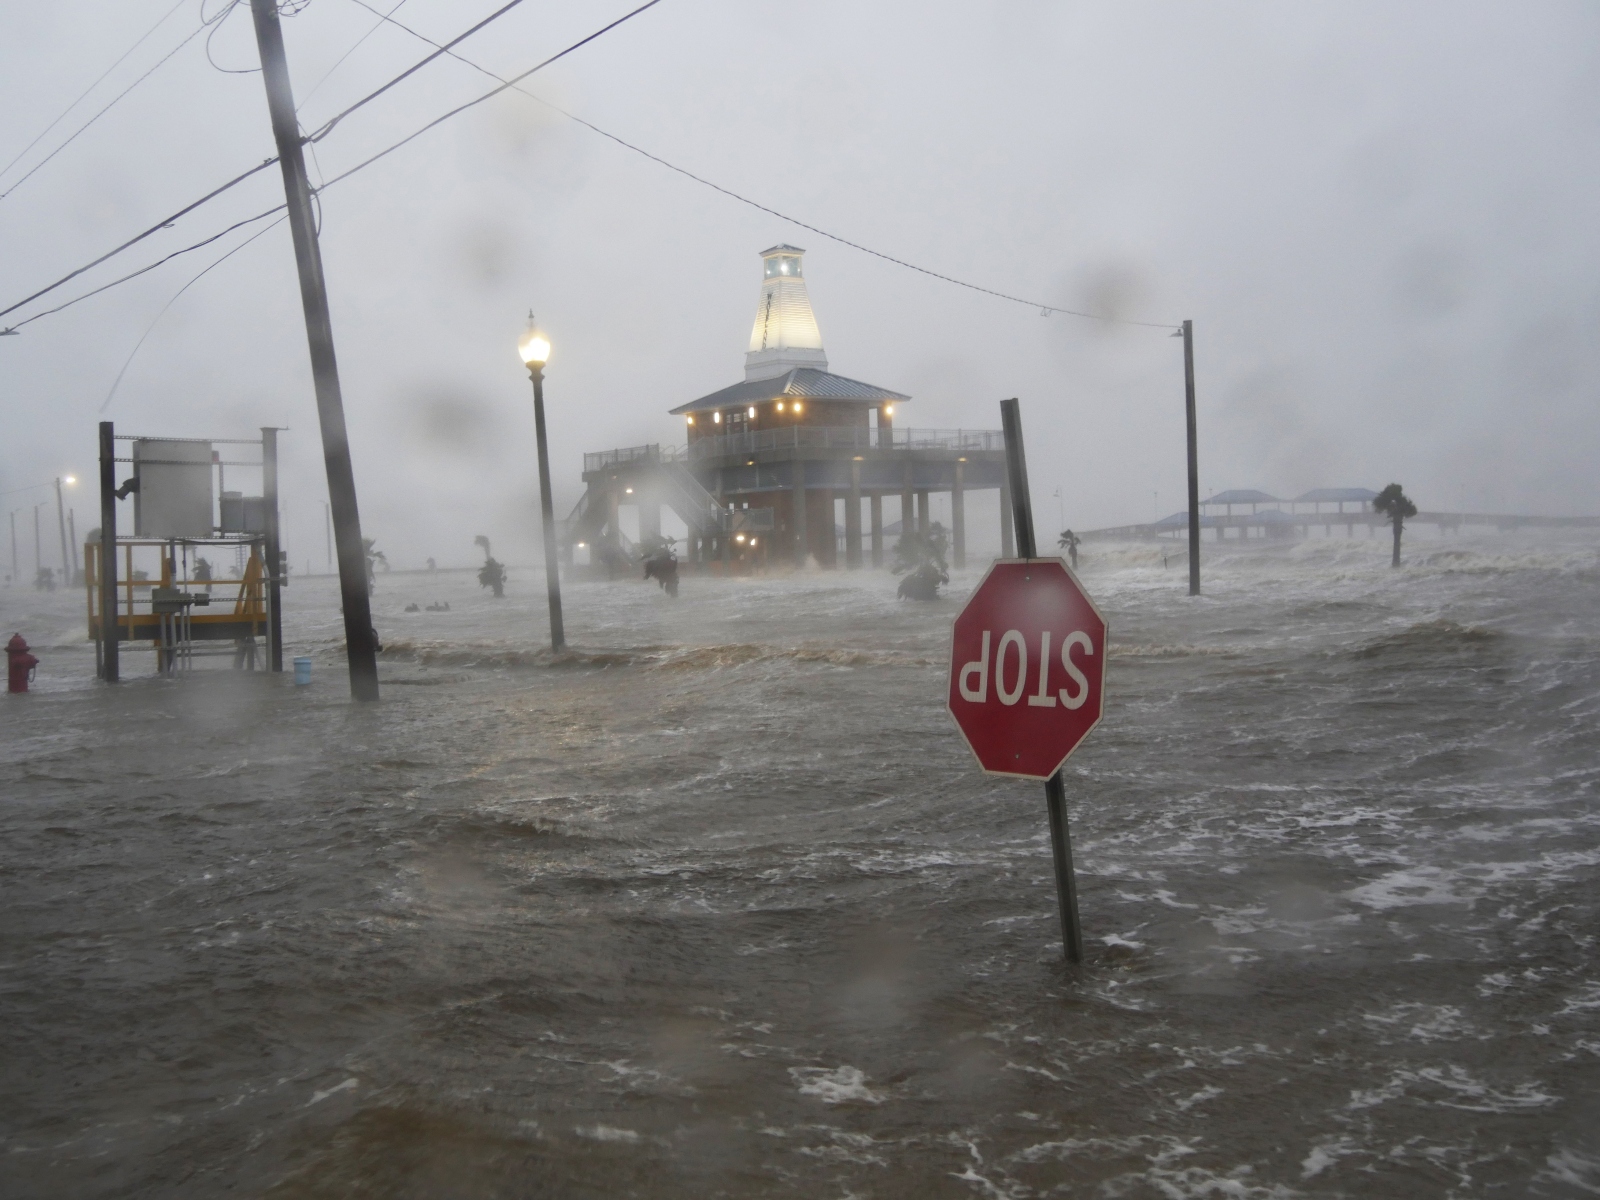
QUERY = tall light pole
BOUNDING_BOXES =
[8,509,17,585]
[519,314,565,654]
[54,475,75,583]
[33,504,42,587]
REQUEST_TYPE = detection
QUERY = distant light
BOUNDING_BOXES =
[576,542,586,548]
[852,456,863,461]
[747,406,756,418]
[516,312,550,366]
[625,487,633,494]
[62,475,76,485]
[735,534,746,543]
[749,538,757,546]
[713,412,722,423]
[958,456,967,462]
[746,460,754,466]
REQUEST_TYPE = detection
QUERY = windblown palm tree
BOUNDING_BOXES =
[1373,483,1417,567]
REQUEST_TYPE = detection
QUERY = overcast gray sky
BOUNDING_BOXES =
[3,0,1598,567]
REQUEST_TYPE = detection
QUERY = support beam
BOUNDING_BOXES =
[952,461,966,569]
[262,426,283,672]
[792,461,807,568]
[97,421,118,683]
[900,464,914,549]
[869,494,884,567]
[639,500,661,545]
[845,462,862,569]
[916,490,930,535]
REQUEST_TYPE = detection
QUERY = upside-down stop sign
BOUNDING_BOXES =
[947,559,1108,779]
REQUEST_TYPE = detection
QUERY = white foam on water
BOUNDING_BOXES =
[789,1065,883,1106]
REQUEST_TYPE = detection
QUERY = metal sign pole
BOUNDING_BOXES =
[999,397,1085,963]
[262,427,284,672]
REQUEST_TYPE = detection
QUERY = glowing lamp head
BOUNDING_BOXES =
[713,411,722,423]
[517,311,550,366]
[883,404,894,417]
[747,406,756,418]
[792,401,803,414]
[62,475,76,485]
[776,401,785,412]
[686,415,695,425]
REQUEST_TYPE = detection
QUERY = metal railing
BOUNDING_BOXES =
[582,443,688,474]
[684,426,1005,461]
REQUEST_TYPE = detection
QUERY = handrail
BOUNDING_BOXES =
[580,427,1005,472]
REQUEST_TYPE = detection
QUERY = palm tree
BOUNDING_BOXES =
[362,537,387,593]
[1373,483,1417,567]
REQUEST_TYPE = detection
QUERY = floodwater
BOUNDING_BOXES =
[3,530,1598,1198]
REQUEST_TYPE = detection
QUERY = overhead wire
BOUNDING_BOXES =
[1,0,667,331]
[304,0,529,143]
[296,0,412,112]
[0,17,214,202]
[0,0,189,185]
[341,0,1176,330]
[100,215,289,412]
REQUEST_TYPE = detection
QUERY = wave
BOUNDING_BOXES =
[1349,619,1503,660]
[375,639,929,671]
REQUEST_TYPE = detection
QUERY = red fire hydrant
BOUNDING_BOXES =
[8,633,39,694]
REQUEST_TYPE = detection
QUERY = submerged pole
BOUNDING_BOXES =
[1182,319,1200,596]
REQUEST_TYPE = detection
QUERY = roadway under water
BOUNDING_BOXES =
[3,529,1598,1197]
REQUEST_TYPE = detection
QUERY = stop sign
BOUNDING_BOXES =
[947,559,1108,778]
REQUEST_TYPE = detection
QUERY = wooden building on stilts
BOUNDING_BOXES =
[567,246,1011,572]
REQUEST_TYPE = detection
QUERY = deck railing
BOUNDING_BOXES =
[683,426,1004,462]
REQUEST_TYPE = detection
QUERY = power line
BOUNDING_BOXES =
[101,216,289,412]
[305,0,529,143]
[0,158,281,323]
[1,0,666,331]
[341,0,1176,330]
[0,19,211,202]
[0,0,189,184]
[313,0,667,190]
[296,0,412,112]
[1,0,662,328]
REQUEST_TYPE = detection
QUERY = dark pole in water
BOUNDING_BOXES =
[519,316,565,654]
[98,421,119,682]
[1181,319,1201,596]
[262,427,284,672]
[248,0,379,702]
[1000,397,1086,964]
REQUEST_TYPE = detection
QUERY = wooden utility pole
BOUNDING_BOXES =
[248,0,378,700]
[97,421,119,682]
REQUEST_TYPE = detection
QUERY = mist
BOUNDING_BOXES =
[4,1,1599,568]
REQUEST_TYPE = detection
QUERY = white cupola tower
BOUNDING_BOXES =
[745,245,828,381]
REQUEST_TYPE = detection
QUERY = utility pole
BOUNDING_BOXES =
[248,0,378,701]
[9,510,16,585]
[33,504,41,587]
[1181,319,1201,596]
[324,501,332,570]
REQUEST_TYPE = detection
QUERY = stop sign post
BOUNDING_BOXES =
[946,399,1108,962]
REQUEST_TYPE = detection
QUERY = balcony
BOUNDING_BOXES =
[685,426,1004,462]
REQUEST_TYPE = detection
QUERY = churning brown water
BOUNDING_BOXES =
[3,530,1598,1197]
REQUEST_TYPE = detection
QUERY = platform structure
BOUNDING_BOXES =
[91,426,285,678]
[566,244,1012,571]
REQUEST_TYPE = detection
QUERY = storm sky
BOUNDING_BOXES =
[3,0,1598,567]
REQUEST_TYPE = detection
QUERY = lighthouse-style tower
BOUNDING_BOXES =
[745,245,827,381]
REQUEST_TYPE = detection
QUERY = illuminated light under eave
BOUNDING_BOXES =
[792,401,803,413]
[686,415,695,425]
[625,487,633,494]
[735,534,746,542]
[883,404,894,416]
[714,412,722,423]
[747,406,756,418]
[776,401,785,411]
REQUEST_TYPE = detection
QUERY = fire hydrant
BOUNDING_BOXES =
[8,633,39,694]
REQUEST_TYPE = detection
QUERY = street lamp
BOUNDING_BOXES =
[518,312,565,653]
[54,475,77,585]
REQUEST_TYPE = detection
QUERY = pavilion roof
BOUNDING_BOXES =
[670,368,909,415]
[1294,487,1378,503]
[1201,489,1281,505]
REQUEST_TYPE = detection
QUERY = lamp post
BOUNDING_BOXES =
[1172,319,1201,596]
[519,313,565,654]
[54,475,75,584]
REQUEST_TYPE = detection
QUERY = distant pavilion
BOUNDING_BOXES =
[569,246,1011,570]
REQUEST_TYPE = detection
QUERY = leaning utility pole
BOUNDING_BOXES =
[248,0,378,701]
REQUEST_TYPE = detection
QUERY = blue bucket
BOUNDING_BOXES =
[293,656,313,685]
